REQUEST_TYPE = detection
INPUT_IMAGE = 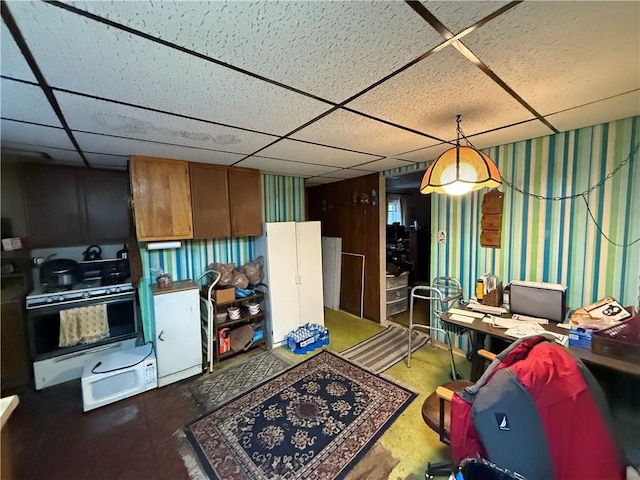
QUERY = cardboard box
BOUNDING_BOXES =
[213,288,235,304]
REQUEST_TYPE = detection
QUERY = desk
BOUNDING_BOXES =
[441,311,640,377]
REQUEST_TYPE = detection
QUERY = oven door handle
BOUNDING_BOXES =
[53,342,122,362]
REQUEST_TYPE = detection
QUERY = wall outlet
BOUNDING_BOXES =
[437,231,446,244]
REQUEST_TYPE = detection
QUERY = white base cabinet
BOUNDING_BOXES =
[151,280,202,387]
[256,221,324,347]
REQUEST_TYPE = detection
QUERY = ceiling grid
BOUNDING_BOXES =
[0,0,637,183]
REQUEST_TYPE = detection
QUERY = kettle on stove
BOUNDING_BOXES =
[82,245,102,261]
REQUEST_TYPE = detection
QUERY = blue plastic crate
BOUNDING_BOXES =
[286,323,330,355]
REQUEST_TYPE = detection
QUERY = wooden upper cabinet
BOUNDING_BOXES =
[191,164,262,239]
[23,164,86,247]
[190,163,231,239]
[21,164,131,248]
[83,169,131,243]
[130,156,193,241]
[228,167,262,237]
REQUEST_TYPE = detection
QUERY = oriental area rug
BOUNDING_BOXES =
[183,350,416,480]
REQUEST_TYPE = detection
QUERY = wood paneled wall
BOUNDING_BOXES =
[307,174,381,322]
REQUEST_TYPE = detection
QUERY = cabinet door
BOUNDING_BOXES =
[130,156,193,241]
[296,222,325,328]
[84,169,131,243]
[263,222,301,347]
[228,167,262,237]
[1,300,31,389]
[153,288,201,379]
[190,163,231,239]
[23,164,86,247]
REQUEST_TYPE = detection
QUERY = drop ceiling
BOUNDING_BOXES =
[1,1,638,186]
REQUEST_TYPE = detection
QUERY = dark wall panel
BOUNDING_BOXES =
[307,174,380,322]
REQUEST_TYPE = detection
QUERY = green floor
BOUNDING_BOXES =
[276,307,471,480]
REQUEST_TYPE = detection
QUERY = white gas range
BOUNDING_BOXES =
[26,279,134,309]
[26,259,140,390]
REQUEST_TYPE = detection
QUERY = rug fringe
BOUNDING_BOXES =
[173,428,208,480]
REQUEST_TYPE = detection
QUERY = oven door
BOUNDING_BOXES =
[27,292,139,361]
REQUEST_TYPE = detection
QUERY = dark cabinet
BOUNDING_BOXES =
[23,165,85,247]
[22,164,130,247]
[190,164,262,239]
[1,251,32,391]
[84,169,131,242]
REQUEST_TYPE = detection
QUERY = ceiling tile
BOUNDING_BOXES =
[7,1,329,136]
[54,91,277,155]
[319,169,376,180]
[1,79,61,126]
[463,1,640,118]
[466,120,554,151]
[305,177,343,186]
[68,0,444,103]
[84,153,129,170]
[0,22,36,82]
[392,143,452,163]
[0,119,74,151]
[291,109,439,156]
[73,131,246,165]
[351,157,415,172]
[347,45,535,139]
[422,1,513,36]
[235,156,336,177]
[256,139,380,168]
[545,91,640,134]
[2,142,85,167]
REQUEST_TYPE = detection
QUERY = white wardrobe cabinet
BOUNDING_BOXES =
[151,280,202,387]
[256,222,324,347]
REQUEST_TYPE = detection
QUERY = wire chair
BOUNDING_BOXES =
[407,277,465,380]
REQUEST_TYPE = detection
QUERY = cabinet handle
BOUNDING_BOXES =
[158,330,165,341]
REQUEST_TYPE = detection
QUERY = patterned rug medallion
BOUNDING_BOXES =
[184,350,416,480]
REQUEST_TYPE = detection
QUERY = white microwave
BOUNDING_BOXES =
[81,343,157,412]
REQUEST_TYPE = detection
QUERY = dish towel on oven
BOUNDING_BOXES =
[59,304,110,347]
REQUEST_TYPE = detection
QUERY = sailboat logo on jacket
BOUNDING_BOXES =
[495,413,510,431]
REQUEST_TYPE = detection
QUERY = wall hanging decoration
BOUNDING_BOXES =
[480,189,503,248]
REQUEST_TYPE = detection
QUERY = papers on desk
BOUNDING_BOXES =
[504,322,545,338]
[503,322,568,346]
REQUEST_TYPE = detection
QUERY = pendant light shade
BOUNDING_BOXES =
[420,116,501,195]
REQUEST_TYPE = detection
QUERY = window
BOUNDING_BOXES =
[387,194,402,224]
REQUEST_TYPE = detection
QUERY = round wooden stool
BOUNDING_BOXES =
[421,379,472,437]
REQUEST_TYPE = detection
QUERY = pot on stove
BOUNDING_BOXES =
[40,259,82,287]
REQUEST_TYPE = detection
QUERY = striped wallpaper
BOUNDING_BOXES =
[138,174,306,341]
[385,116,640,348]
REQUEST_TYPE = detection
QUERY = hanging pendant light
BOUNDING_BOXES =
[420,115,501,195]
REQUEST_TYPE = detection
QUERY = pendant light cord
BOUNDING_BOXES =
[502,142,639,247]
